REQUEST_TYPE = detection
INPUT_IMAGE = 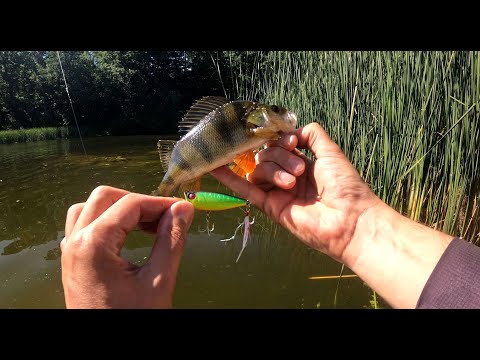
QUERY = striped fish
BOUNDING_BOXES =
[153,96,297,197]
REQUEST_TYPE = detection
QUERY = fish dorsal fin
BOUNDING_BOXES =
[157,139,177,172]
[178,96,230,133]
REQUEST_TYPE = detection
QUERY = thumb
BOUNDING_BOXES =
[296,122,340,159]
[145,200,194,287]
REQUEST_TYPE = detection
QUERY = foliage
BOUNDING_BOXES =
[0,51,226,135]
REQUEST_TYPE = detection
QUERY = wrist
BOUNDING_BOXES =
[341,197,388,269]
[342,198,454,308]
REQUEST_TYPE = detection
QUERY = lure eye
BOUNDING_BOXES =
[187,192,196,200]
[271,105,279,113]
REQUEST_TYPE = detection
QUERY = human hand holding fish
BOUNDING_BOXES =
[211,122,379,263]
[211,122,454,309]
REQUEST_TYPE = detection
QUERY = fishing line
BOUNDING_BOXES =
[210,52,228,99]
[56,51,87,156]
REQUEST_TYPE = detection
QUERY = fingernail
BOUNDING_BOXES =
[288,135,296,145]
[279,171,295,184]
[288,157,304,174]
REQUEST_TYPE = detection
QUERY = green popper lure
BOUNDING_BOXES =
[184,191,248,211]
[184,191,254,263]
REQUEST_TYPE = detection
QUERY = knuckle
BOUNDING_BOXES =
[309,122,322,132]
[90,185,114,199]
[67,203,83,217]
[69,226,100,253]
[123,192,141,204]
[257,146,276,163]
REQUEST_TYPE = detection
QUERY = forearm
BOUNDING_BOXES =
[345,201,454,308]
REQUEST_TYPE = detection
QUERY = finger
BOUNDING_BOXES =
[265,133,298,151]
[65,203,85,240]
[144,201,194,289]
[210,166,267,210]
[60,237,67,252]
[248,162,297,190]
[296,122,340,158]
[72,186,130,235]
[85,194,181,253]
[137,195,186,234]
[256,146,305,177]
[137,221,161,234]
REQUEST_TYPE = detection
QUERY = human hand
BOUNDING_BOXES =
[211,122,382,266]
[60,186,194,309]
[212,122,455,308]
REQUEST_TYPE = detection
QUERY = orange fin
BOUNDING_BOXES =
[178,177,201,195]
[229,163,247,177]
[230,150,256,178]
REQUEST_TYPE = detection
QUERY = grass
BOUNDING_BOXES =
[0,127,71,144]
[224,51,480,245]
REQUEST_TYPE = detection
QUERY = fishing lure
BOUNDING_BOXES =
[184,191,248,211]
[184,191,254,262]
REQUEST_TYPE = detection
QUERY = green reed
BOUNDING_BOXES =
[225,51,480,244]
[0,127,70,144]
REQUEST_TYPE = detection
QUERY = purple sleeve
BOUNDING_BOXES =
[416,238,480,308]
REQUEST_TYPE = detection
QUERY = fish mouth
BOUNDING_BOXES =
[277,111,297,132]
[267,111,298,133]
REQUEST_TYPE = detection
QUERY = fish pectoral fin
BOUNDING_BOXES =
[230,150,256,178]
[178,177,202,194]
[251,127,281,140]
[229,163,247,178]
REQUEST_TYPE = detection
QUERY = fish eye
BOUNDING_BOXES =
[187,192,196,200]
[271,105,280,113]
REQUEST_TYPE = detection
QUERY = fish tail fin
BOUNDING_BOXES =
[157,139,177,172]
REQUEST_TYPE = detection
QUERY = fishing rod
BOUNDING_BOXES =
[56,51,87,156]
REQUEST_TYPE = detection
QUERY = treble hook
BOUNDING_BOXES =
[220,201,251,242]
[220,201,255,262]
[198,211,215,236]
[219,221,243,242]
